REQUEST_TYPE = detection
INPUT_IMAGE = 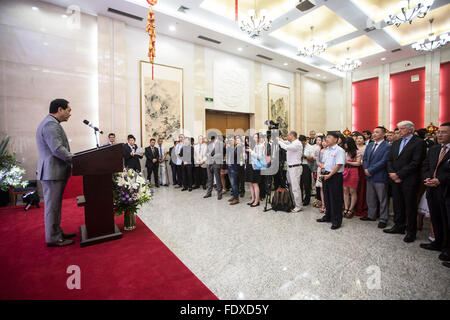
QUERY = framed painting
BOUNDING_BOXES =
[140,61,184,145]
[267,83,290,137]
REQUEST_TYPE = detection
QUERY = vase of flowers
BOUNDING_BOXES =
[113,168,153,231]
[0,136,28,206]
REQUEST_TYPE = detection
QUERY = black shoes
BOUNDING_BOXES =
[218,194,222,200]
[47,239,74,247]
[443,262,450,268]
[438,252,450,262]
[188,188,192,192]
[203,194,211,198]
[316,217,331,223]
[383,225,405,234]
[181,188,187,191]
[62,232,76,239]
[420,243,442,252]
[250,203,260,207]
[360,217,376,221]
[331,225,340,230]
[378,222,387,229]
[403,234,416,243]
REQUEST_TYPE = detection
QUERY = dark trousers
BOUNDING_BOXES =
[300,164,312,205]
[182,164,193,189]
[228,166,239,199]
[194,166,207,188]
[170,164,178,185]
[238,165,245,195]
[427,187,449,252]
[176,165,183,187]
[391,180,419,235]
[323,173,343,227]
[146,164,159,186]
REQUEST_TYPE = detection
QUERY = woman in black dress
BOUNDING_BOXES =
[245,133,263,207]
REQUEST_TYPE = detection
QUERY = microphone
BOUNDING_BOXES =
[83,120,103,134]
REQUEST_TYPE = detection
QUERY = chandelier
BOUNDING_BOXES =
[384,0,434,27]
[297,26,327,57]
[239,1,272,38]
[412,19,450,52]
[333,47,361,72]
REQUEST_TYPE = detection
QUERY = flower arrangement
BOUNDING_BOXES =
[113,168,154,230]
[0,135,28,192]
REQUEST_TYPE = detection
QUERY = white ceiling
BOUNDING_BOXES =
[40,0,450,82]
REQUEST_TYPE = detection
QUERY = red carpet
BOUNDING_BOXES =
[0,198,217,300]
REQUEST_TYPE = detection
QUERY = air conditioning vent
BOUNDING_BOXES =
[296,67,309,73]
[198,35,221,44]
[391,48,402,53]
[107,8,143,21]
[296,0,316,12]
[256,54,273,61]
[364,26,376,32]
[178,6,190,13]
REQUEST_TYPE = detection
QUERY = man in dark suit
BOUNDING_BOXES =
[145,138,160,187]
[169,140,178,186]
[384,120,426,242]
[36,99,75,247]
[123,134,143,172]
[361,126,391,229]
[421,122,450,266]
[443,157,450,268]
[180,137,194,192]
[204,135,224,200]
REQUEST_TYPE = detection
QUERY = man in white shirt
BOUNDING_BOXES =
[278,131,303,213]
[299,135,315,206]
[317,131,346,230]
[173,134,184,188]
[194,135,207,189]
[156,138,168,186]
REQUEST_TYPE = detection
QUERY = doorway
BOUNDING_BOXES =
[205,110,250,137]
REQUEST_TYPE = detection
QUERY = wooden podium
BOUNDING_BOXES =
[72,143,124,247]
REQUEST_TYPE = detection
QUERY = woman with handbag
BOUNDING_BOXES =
[245,133,265,207]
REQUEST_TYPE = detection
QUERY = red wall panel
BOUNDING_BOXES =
[440,62,450,125]
[352,77,379,132]
[390,68,425,130]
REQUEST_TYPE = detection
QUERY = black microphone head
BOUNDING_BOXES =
[83,120,89,125]
[99,131,104,134]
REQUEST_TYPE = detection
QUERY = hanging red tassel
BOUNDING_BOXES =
[235,0,238,22]
[146,0,157,79]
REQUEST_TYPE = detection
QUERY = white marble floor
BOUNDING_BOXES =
[138,186,450,300]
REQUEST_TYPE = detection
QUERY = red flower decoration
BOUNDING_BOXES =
[146,0,157,5]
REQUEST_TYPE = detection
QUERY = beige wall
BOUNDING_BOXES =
[0,0,328,180]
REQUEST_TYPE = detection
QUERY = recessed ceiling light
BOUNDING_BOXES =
[283,62,288,66]
[32,6,39,11]
[43,42,48,46]
[381,57,386,61]
[317,74,321,76]
[169,25,176,32]
[237,47,243,51]
[62,14,68,18]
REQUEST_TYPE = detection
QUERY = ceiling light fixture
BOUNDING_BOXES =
[284,62,288,66]
[237,47,243,51]
[239,0,272,38]
[297,26,327,57]
[412,18,449,52]
[169,25,176,32]
[333,47,361,72]
[384,0,434,27]
[32,6,39,11]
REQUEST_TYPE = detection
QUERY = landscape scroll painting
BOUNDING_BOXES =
[268,83,290,137]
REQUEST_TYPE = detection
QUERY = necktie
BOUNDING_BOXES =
[434,145,448,178]
[199,144,202,153]
[398,138,407,155]
[159,145,162,159]
[370,143,378,159]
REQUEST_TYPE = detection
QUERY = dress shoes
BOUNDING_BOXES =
[62,232,76,239]
[438,252,450,262]
[419,243,442,252]
[228,197,235,202]
[203,194,211,198]
[188,188,192,192]
[377,222,387,229]
[47,239,74,247]
[331,225,340,230]
[229,199,239,205]
[250,203,260,207]
[202,186,207,190]
[443,262,450,268]
[383,225,405,234]
[316,217,331,223]
[217,194,222,200]
[175,185,182,188]
[360,217,376,221]
[181,188,187,191]
[403,234,416,243]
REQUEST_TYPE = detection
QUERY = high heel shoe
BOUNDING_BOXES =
[250,202,260,207]
[247,201,254,205]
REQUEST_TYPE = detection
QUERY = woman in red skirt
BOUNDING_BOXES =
[343,138,362,218]
[355,133,368,217]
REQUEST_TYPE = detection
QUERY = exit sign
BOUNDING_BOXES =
[205,97,213,102]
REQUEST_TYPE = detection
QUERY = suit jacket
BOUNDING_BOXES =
[363,140,391,183]
[387,135,426,184]
[194,143,207,168]
[36,114,72,181]
[179,145,194,165]
[145,146,159,168]
[169,146,176,166]
[423,144,450,186]
[123,144,142,172]
[206,141,224,165]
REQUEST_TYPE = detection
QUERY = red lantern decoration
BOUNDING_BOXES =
[146,0,157,79]
[235,0,238,22]
[426,122,438,134]
[343,128,351,137]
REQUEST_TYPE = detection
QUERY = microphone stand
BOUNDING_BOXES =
[94,130,100,148]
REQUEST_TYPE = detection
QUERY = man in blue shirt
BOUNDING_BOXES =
[317,131,346,230]
[361,126,391,229]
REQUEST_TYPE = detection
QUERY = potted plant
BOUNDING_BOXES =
[113,168,153,230]
[0,136,29,206]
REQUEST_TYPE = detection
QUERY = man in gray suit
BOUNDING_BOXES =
[203,135,223,200]
[36,99,75,247]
